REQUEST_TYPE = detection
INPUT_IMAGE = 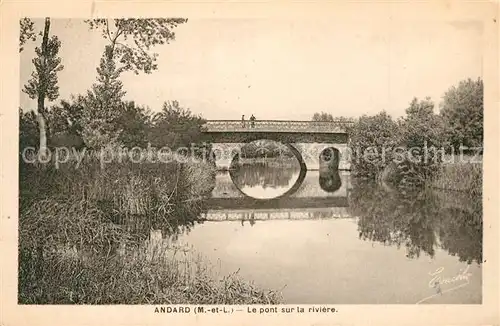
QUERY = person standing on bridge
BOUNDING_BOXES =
[241,114,246,128]
[250,114,256,128]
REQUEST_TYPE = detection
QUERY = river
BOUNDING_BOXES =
[155,158,483,304]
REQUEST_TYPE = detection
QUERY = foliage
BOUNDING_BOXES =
[394,97,446,187]
[80,52,127,149]
[46,97,151,149]
[19,18,37,52]
[348,111,400,179]
[46,97,86,149]
[80,18,188,149]
[400,97,445,150]
[22,22,64,104]
[115,101,152,148]
[21,18,64,158]
[148,100,206,149]
[85,18,188,75]
[312,112,352,122]
[19,108,39,150]
[440,77,483,152]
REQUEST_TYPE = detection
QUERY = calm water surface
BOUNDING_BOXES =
[169,161,483,304]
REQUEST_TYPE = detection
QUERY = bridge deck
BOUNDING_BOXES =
[204,120,353,133]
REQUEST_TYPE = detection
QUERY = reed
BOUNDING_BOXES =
[429,160,482,195]
[19,230,283,304]
[18,149,282,304]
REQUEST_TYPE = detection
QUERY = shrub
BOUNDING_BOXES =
[348,112,400,179]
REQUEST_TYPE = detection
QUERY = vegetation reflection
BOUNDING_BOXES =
[348,179,482,264]
[230,140,302,199]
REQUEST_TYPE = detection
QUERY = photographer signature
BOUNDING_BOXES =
[416,265,473,304]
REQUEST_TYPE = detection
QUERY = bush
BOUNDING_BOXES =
[148,101,206,149]
[348,112,400,179]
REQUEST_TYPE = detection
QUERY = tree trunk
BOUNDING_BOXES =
[38,18,50,160]
[37,109,48,158]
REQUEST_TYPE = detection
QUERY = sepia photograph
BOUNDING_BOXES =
[1,1,499,325]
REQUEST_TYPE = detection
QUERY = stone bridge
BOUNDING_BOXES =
[202,120,353,170]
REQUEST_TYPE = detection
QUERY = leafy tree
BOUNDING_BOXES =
[22,18,64,158]
[348,112,400,179]
[115,101,151,148]
[395,97,446,187]
[19,18,37,52]
[440,77,483,152]
[312,112,335,121]
[45,97,85,149]
[80,51,127,148]
[148,100,205,149]
[312,112,352,123]
[85,18,188,75]
[80,18,188,148]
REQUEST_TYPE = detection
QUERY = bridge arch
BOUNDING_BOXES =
[228,142,308,200]
[209,142,350,171]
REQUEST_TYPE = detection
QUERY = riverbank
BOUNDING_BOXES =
[428,156,482,195]
[18,152,283,304]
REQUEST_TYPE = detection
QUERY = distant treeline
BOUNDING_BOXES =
[20,99,207,152]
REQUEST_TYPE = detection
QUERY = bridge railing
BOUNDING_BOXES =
[203,120,354,133]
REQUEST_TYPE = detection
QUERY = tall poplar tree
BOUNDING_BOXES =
[22,18,64,158]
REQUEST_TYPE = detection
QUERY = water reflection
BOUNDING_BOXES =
[229,158,302,199]
[349,179,482,264]
[319,169,342,192]
[142,168,482,303]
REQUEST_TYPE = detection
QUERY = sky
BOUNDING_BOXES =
[19,18,483,120]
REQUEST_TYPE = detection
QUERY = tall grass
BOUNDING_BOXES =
[429,161,482,196]
[19,234,283,304]
[19,149,281,304]
[20,149,216,236]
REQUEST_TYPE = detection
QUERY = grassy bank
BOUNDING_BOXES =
[19,229,282,304]
[18,150,282,304]
[428,158,482,195]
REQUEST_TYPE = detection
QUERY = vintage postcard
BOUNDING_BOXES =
[1,1,498,325]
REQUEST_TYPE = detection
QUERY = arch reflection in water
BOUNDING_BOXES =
[229,140,305,199]
[319,147,342,193]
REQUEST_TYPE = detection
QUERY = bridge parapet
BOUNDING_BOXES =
[204,120,354,133]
